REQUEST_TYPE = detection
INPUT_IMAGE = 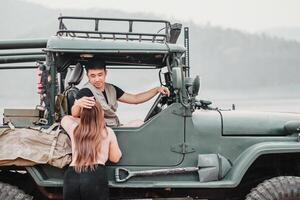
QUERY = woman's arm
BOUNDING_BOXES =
[71,96,95,117]
[108,129,122,163]
[61,116,79,138]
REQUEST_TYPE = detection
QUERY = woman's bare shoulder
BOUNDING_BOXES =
[61,116,79,135]
[105,127,117,139]
[106,126,113,132]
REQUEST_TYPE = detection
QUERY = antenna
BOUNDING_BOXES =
[184,27,190,77]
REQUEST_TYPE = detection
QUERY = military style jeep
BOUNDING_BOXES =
[1,16,300,200]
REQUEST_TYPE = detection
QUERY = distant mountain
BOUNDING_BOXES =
[0,0,56,39]
[1,0,300,96]
[189,24,300,91]
[261,27,300,42]
[0,0,166,39]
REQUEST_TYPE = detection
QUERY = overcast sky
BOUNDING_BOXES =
[23,0,300,32]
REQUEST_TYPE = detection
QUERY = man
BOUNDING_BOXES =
[72,59,170,126]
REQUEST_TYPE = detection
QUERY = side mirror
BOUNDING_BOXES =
[192,75,200,97]
[185,75,200,97]
[169,23,182,44]
[172,67,182,90]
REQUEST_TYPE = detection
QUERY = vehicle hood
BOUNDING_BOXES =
[220,110,300,136]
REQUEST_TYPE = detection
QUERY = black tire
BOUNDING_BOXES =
[245,176,300,200]
[0,182,32,200]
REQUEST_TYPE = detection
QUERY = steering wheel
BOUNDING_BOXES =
[144,94,164,122]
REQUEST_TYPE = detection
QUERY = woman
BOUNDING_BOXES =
[61,100,122,200]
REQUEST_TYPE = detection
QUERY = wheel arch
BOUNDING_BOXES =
[226,141,300,187]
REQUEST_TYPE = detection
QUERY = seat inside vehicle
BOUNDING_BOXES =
[63,63,84,114]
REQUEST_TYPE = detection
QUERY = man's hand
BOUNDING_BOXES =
[74,96,95,109]
[157,86,170,96]
[119,86,170,104]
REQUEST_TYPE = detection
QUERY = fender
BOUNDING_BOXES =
[225,141,300,187]
[109,141,300,188]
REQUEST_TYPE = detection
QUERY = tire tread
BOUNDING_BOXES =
[245,176,300,200]
[0,182,32,200]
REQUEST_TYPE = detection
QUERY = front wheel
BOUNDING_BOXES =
[245,176,300,200]
[0,182,32,200]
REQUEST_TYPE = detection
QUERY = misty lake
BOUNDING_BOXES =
[1,69,300,126]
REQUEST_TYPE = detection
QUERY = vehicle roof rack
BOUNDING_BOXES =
[57,16,181,44]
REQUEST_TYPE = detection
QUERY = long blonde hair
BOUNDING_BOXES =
[73,101,107,172]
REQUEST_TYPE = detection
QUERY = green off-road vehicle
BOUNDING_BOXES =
[0,16,300,200]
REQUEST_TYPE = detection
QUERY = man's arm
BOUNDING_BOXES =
[118,86,170,104]
[71,96,95,117]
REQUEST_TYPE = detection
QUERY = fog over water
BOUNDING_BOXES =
[1,68,300,125]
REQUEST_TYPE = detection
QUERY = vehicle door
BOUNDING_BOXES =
[113,103,184,166]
